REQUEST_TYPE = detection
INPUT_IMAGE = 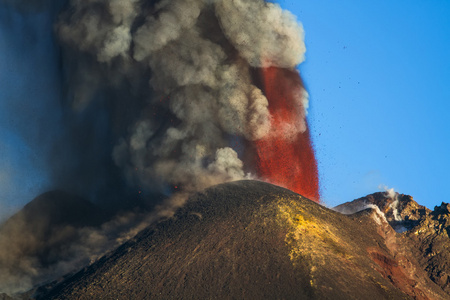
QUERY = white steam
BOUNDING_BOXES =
[365,204,388,225]
[379,185,402,222]
[334,203,388,225]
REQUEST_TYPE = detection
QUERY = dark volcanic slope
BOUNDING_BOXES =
[39,181,446,299]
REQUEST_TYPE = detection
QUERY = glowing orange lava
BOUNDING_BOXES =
[254,67,320,202]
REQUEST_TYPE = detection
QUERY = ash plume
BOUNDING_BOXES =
[53,0,307,209]
[0,0,309,294]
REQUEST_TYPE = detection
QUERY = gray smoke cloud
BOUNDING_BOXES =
[54,0,307,209]
[0,0,307,295]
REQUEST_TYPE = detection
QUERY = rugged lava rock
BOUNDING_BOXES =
[338,192,450,297]
[37,181,448,299]
[408,203,450,294]
[335,192,430,232]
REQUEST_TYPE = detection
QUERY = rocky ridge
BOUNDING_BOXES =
[336,192,450,295]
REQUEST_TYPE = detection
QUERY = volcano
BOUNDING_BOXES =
[26,181,449,300]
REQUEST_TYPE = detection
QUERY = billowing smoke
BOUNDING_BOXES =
[0,0,313,294]
[53,0,308,208]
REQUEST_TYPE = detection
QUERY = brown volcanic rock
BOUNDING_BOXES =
[335,192,430,232]
[338,192,450,298]
[38,180,448,300]
[406,202,450,294]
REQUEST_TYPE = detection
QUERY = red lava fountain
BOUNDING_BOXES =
[254,67,320,202]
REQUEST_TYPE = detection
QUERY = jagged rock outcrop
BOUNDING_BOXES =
[408,203,450,294]
[337,191,450,296]
[335,192,429,232]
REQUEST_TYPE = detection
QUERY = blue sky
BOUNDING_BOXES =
[0,1,449,216]
[278,0,450,208]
